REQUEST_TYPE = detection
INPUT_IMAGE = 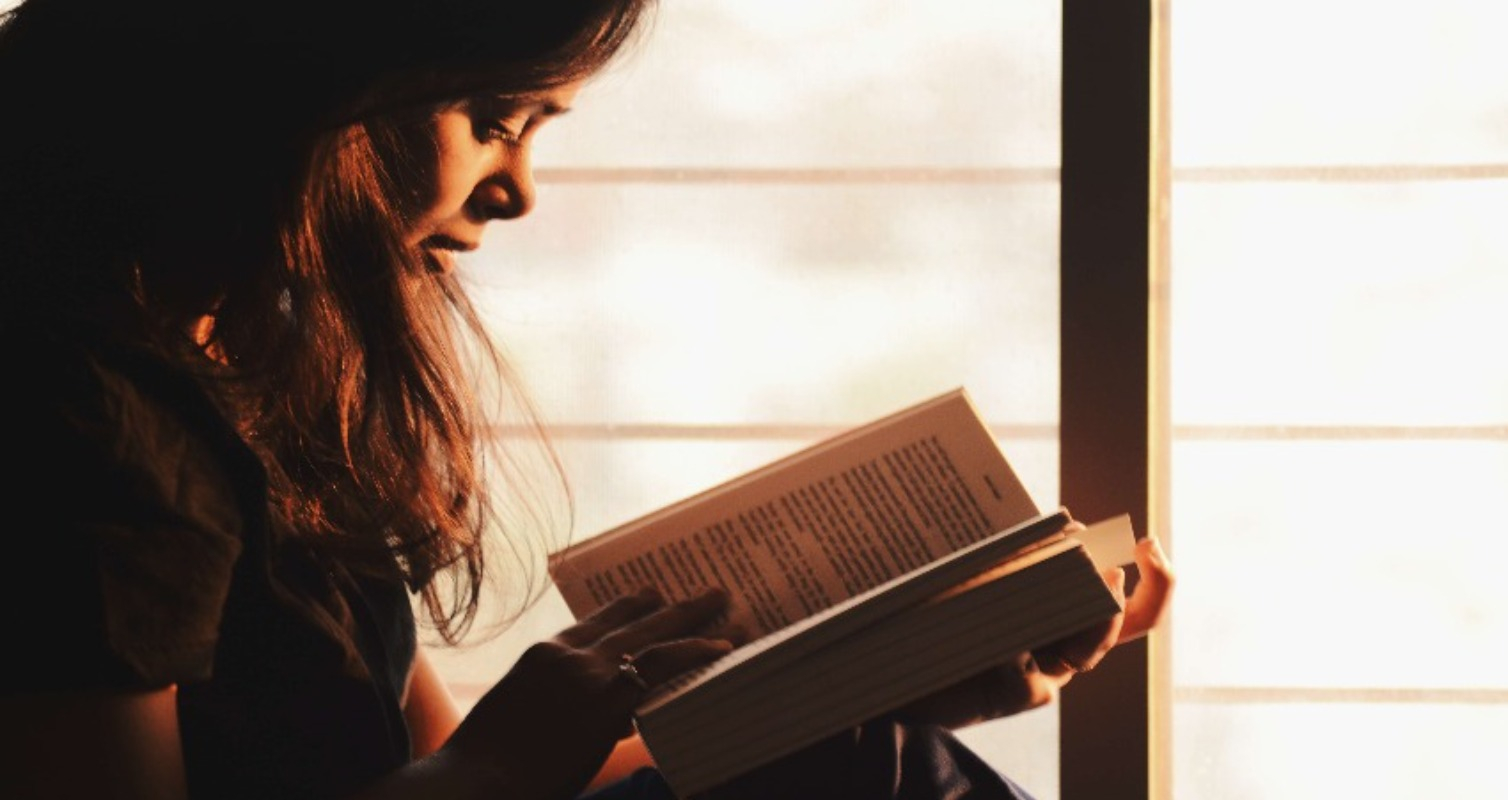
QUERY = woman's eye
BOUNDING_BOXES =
[479,119,524,144]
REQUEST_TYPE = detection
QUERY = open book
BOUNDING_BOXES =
[548,388,1134,797]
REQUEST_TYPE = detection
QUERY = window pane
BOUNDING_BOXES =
[1173,0,1508,166]
[1171,440,1508,689]
[439,2,1067,796]
[464,182,1059,426]
[1171,180,1508,426]
[540,3,1060,168]
[1169,1,1508,798]
[1174,703,1508,800]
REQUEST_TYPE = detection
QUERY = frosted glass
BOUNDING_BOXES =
[1172,703,1508,800]
[544,1,1061,168]
[1169,3,1508,799]
[1170,180,1508,426]
[1172,0,1508,166]
[1170,440,1508,689]
[461,182,1060,428]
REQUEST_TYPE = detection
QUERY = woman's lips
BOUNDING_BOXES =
[422,233,478,253]
[420,234,477,273]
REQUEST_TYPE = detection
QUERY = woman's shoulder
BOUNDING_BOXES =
[4,330,254,690]
[20,329,255,478]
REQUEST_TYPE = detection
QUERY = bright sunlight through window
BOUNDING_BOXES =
[1168,0,1508,797]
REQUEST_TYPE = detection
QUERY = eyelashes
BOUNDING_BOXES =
[467,99,533,146]
[464,92,570,148]
[478,118,525,145]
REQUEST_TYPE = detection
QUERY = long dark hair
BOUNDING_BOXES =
[0,0,656,643]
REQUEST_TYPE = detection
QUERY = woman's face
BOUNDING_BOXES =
[402,81,583,273]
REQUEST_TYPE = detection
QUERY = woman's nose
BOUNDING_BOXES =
[473,155,536,221]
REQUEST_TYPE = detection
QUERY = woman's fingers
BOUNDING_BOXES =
[1034,567,1127,677]
[1118,535,1174,644]
[448,587,736,800]
[555,586,666,648]
[890,650,1059,729]
[555,587,738,701]
[621,638,736,693]
[973,652,1059,722]
[594,587,732,656]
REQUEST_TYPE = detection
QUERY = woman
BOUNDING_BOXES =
[0,1,1171,798]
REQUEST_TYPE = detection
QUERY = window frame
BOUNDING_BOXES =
[449,4,1169,796]
[1058,1,1165,798]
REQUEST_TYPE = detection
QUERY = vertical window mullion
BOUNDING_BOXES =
[1059,1,1155,798]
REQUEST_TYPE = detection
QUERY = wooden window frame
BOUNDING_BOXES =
[1059,1,1168,798]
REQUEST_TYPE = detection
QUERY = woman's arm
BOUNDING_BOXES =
[0,686,189,800]
[403,648,465,759]
[2,589,729,800]
[403,643,665,794]
[585,735,655,792]
[387,590,731,799]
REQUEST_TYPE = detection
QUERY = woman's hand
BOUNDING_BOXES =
[1110,533,1174,644]
[893,527,1175,730]
[440,587,741,800]
[1034,525,1175,669]
[891,566,1127,729]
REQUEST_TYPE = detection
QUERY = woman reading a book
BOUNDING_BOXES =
[0,0,1172,798]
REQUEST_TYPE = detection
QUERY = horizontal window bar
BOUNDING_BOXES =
[535,167,1058,184]
[1172,425,1508,441]
[486,423,1507,442]
[489,423,1060,441]
[1176,686,1508,705]
[1172,164,1508,183]
[534,164,1508,185]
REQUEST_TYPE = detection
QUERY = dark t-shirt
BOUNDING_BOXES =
[1,332,1038,800]
[3,333,415,799]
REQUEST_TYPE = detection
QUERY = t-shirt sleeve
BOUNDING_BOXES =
[5,350,245,691]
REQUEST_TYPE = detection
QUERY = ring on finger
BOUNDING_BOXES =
[618,652,650,691]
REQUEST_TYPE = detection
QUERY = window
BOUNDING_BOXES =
[1166,0,1508,797]
[440,1,1074,796]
